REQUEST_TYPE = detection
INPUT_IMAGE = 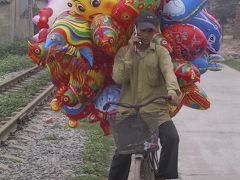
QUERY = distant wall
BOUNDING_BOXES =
[0,0,33,45]
[0,3,12,44]
[15,0,33,40]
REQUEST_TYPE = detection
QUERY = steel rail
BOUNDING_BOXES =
[0,84,55,142]
[0,66,41,93]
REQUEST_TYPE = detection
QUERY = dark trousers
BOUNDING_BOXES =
[108,120,179,180]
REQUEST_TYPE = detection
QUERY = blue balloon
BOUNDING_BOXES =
[160,9,222,54]
[186,11,222,53]
[160,0,208,22]
[191,54,224,74]
[207,53,224,63]
[191,57,208,74]
[45,33,66,48]
[62,103,86,115]
[94,85,121,112]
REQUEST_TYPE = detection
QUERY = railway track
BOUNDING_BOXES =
[0,66,42,93]
[0,84,54,142]
[0,67,55,143]
[0,69,86,178]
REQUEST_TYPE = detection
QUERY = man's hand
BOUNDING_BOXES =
[168,90,180,105]
[127,32,142,53]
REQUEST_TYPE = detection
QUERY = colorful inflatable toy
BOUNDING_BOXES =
[28,0,223,135]
[162,23,207,61]
[160,0,208,22]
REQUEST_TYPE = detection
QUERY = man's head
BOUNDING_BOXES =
[135,11,159,32]
[135,11,159,45]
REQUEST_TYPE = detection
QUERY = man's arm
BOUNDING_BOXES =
[112,47,133,84]
[156,45,181,104]
[112,32,140,84]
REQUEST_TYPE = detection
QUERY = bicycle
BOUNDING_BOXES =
[103,95,171,180]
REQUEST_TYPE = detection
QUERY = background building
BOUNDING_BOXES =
[0,0,33,44]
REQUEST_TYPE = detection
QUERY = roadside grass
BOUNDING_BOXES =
[0,55,34,77]
[0,71,51,121]
[72,119,114,180]
[0,39,28,57]
[223,59,240,71]
[44,134,65,141]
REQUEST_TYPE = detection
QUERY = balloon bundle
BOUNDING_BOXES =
[28,0,223,135]
[159,0,224,116]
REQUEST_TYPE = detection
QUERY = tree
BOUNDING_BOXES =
[207,0,239,25]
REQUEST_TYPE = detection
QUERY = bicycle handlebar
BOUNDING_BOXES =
[103,95,171,111]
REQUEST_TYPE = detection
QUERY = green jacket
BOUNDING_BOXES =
[112,42,181,125]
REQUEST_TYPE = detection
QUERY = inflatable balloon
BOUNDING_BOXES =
[182,84,210,109]
[70,0,118,21]
[173,61,200,87]
[28,41,71,87]
[32,1,71,42]
[28,0,225,135]
[207,53,224,63]
[44,11,94,66]
[191,55,224,74]
[62,102,94,128]
[160,0,208,22]
[169,83,210,116]
[202,9,222,34]
[111,0,138,28]
[185,10,222,53]
[92,84,121,117]
[33,7,53,30]
[162,24,207,61]
[190,57,209,74]
[90,15,128,56]
[161,11,222,54]
[33,1,71,28]
[88,85,120,135]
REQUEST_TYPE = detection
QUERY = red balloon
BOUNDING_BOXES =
[37,8,53,29]
[163,24,207,61]
[112,0,138,28]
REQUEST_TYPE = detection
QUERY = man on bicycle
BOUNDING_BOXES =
[108,10,181,180]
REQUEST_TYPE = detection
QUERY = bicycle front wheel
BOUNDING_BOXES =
[140,153,158,180]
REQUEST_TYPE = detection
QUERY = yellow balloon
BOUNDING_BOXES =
[68,119,79,128]
[71,0,118,21]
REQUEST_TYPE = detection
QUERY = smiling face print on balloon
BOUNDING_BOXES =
[70,0,118,21]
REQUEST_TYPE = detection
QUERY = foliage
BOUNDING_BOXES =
[73,120,114,179]
[207,0,239,25]
[223,59,240,71]
[0,55,35,77]
[44,134,65,141]
[0,39,28,58]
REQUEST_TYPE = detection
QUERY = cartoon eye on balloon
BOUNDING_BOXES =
[208,34,216,47]
[91,0,101,7]
[63,96,69,103]
[67,2,73,7]
[77,3,85,12]
[34,48,41,55]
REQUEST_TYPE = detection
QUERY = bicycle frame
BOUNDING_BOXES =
[104,95,171,180]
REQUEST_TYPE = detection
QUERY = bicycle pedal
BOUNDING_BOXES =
[144,142,159,151]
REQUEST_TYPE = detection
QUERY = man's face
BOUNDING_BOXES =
[137,28,155,45]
